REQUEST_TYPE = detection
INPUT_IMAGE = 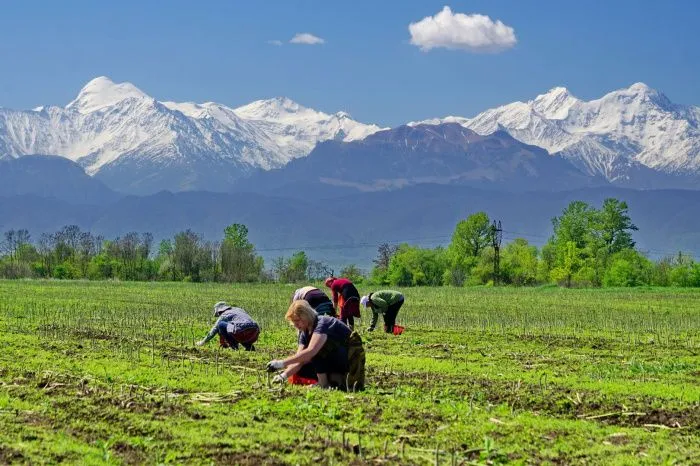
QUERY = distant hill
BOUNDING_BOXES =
[238,123,606,194]
[0,155,120,205]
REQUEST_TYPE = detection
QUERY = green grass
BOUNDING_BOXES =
[0,280,698,464]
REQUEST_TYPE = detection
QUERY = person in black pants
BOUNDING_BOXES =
[292,286,335,316]
[266,300,355,389]
[360,290,404,333]
[325,277,361,329]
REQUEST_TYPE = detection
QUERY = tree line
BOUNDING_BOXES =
[371,198,700,287]
[1,198,699,287]
[0,223,326,283]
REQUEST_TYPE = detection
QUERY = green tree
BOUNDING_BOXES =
[550,241,584,288]
[286,251,308,282]
[602,249,652,287]
[172,230,201,281]
[446,212,492,285]
[668,252,697,287]
[500,238,539,286]
[220,223,263,282]
[387,245,446,286]
[370,243,398,285]
[450,212,492,258]
[274,251,309,283]
[224,224,251,249]
[548,200,631,287]
[597,198,638,255]
[158,239,173,257]
[550,201,596,251]
[340,264,364,284]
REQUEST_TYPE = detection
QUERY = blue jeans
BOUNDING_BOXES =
[217,320,239,349]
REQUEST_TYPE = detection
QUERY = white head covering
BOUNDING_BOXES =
[293,286,316,302]
[360,295,370,307]
[213,301,230,316]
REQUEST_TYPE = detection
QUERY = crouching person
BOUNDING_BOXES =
[325,277,361,329]
[361,290,404,334]
[267,300,365,390]
[292,286,335,317]
[196,301,260,351]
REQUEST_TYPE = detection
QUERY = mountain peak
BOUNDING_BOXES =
[272,96,301,109]
[601,82,661,100]
[627,82,653,93]
[598,82,673,110]
[67,76,149,114]
[532,86,579,119]
[542,86,571,97]
[234,97,310,121]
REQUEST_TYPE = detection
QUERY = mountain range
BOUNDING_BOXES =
[414,83,700,188]
[1,77,699,194]
[0,77,383,194]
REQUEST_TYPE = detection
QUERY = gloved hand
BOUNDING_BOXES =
[266,360,285,372]
[195,339,206,347]
[272,373,288,384]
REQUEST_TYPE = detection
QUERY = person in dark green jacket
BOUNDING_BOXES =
[360,290,404,333]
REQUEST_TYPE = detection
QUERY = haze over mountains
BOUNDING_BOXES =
[1,77,699,266]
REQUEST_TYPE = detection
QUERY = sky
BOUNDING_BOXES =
[0,0,698,127]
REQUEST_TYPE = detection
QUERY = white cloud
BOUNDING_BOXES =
[290,33,325,45]
[268,40,283,46]
[409,6,516,53]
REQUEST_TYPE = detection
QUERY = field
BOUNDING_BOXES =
[0,280,698,465]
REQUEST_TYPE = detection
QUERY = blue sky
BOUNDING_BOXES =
[0,0,698,126]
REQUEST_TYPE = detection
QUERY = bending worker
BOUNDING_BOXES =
[266,300,365,390]
[324,276,361,328]
[361,290,404,334]
[196,301,260,351]
[292,286,335,316]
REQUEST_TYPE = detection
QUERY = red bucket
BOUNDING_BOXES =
[289,374,318,385]
[384,324,405,335]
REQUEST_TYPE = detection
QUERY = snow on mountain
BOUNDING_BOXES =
[66,76,149,114]
[0,76,382,192]
[411,83,700,182]
[2,77,698,192]
[233,97,385,158]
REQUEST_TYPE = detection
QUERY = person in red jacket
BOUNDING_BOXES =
[324,276,361,328]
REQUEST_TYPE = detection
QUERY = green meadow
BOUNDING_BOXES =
[0,280,698,465]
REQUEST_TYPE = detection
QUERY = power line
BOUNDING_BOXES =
[255,234,452,253]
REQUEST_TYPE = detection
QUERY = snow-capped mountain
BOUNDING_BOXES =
[412,83,700,185]
[2,77,699,194]
[0,77,382,193]
[233,97,382,158]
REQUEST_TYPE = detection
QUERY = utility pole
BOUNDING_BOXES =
[491,220,502,285]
